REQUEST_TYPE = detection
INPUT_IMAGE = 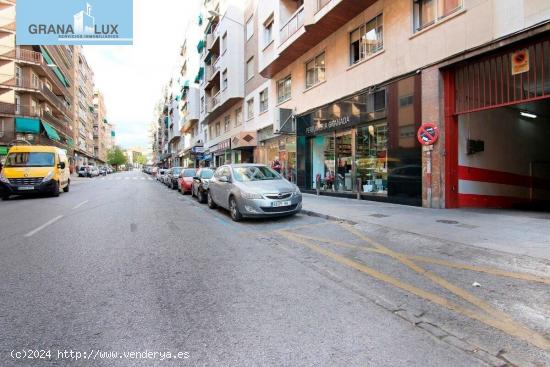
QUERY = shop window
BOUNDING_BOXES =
[277,75,292,103]
[259,88,268,113]
[305,52,325,89]
[235,108,242,127]
[247,98,254,120]
[413,0,462,32]
[350,14,383,65]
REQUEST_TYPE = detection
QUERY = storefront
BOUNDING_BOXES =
[256,125,297,183]
[210,138,231,167]
[296,75,422,205]
[231,131,257,164]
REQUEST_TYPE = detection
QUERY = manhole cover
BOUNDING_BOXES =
[436,219,460,224]
[370,214,390,218]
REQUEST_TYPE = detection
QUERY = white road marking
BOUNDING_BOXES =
[24,215,64,238]
[72,200,89,209]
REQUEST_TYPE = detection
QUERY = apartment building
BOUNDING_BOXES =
[0,1,75,163]
[252,0,550,209]
[178,36,202,168]
[72,46,96,167]
[199,0,248,167]
[93,90,110,163]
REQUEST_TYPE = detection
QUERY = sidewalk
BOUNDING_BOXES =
[301,193,550,260]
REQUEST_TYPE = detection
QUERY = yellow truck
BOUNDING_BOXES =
[0,145,70,200]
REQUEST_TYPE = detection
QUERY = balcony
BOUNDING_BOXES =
[0,102,40,117]
[41,110,72,138]
[204,63,220,90]
[0,18,15,33]
[261,0,376,78]
[280,6,305,45]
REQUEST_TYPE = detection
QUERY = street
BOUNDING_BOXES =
[0,170,549,366]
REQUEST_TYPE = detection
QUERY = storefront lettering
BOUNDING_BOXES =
[305,116,351,135]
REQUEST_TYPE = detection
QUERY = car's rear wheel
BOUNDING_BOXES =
[207,191,217,209]
[1,194,9,201]
[229,197,242,222]
[63,180,70,192]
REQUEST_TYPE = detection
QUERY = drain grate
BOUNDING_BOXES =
[370,214,390,218]
[436,219,460,225]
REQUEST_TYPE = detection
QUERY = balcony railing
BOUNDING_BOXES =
[280,6,304,44]
[0,102,40,117]
[41,110,72,137]
[40,83,72,116]
[0,76,41,90]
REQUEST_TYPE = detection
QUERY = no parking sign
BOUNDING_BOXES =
[417,123,439,146]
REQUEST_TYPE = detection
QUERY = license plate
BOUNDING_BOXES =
[18,186,34,191]
[272,200,291,207]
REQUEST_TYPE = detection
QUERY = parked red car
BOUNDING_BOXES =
[178,168,197,194]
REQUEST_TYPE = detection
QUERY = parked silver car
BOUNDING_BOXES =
[206,164,302,221]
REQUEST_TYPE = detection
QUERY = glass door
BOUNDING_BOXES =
[335,131,353,192]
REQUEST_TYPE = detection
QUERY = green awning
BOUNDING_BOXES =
[0,146,8,155]
[184,80,190,88]
[39,46,70,87]
[41,121,61,141]
[15,117,40,134]
[196,40,205,53]
[89,106,94,112]
[103,118,108,124]
[67,138,74,147]
[204,51,212,64]
[111,131,115,137]
[198,14,203,26]
[164,116,170,128]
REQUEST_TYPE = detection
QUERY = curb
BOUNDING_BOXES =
[301,209,358,225]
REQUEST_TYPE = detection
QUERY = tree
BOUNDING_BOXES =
[107,146,127,170]
[135,154,147,166]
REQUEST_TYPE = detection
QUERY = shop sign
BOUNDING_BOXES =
[511,49,529,75]
[191,146,204,153]
[305,116,351,135]
[210,139,231,153]
[417,123,439,146]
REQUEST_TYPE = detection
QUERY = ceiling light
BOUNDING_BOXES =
[520,111,537,119]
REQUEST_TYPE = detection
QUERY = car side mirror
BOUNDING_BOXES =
[58,162,66,169]
[219,176,229,183]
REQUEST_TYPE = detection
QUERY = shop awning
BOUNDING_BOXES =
[15,117,40,134]
[39,46,70,87]
[0,146,8,155]
[41,121,61,141]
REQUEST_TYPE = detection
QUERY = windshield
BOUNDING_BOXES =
[182,169,196,177]
[172,167,182,175]
[200,170,214,179]
[232,166,281,182]
[5,152,55,168]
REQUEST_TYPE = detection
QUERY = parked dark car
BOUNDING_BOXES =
[191,168,214,203]
[167,167,183,190]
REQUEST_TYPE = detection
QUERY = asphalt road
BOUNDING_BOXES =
[0,171,548,366]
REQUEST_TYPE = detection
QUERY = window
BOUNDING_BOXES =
[224,115,231,132]
[246,16,254,40]
[221,32,227,53]
[350,14,383,65]
[0,119,4,137]
[222,69,228,90]
[31,73,40,88]
[264,16,273,46]
[277,75,292,103]
[413,0,462,32]
[305,52,325,89]
[215,122,221,136]
[235,108,243,127]
[31,100,38,115]
[15,66,21,86]
[259,88,268,113]
[15,95,20,114]
[246,57,254,80]
[209,125,213,139]
[201,96,205,112]
[247,98,254,120]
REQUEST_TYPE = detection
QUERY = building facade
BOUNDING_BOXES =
[72,46,95,167]
[153,0,550,210]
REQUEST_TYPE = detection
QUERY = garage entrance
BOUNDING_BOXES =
[445,36,550,209]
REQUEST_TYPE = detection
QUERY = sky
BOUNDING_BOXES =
[83,0,198,151]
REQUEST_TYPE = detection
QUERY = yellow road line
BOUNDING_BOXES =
[278,229,550,351]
